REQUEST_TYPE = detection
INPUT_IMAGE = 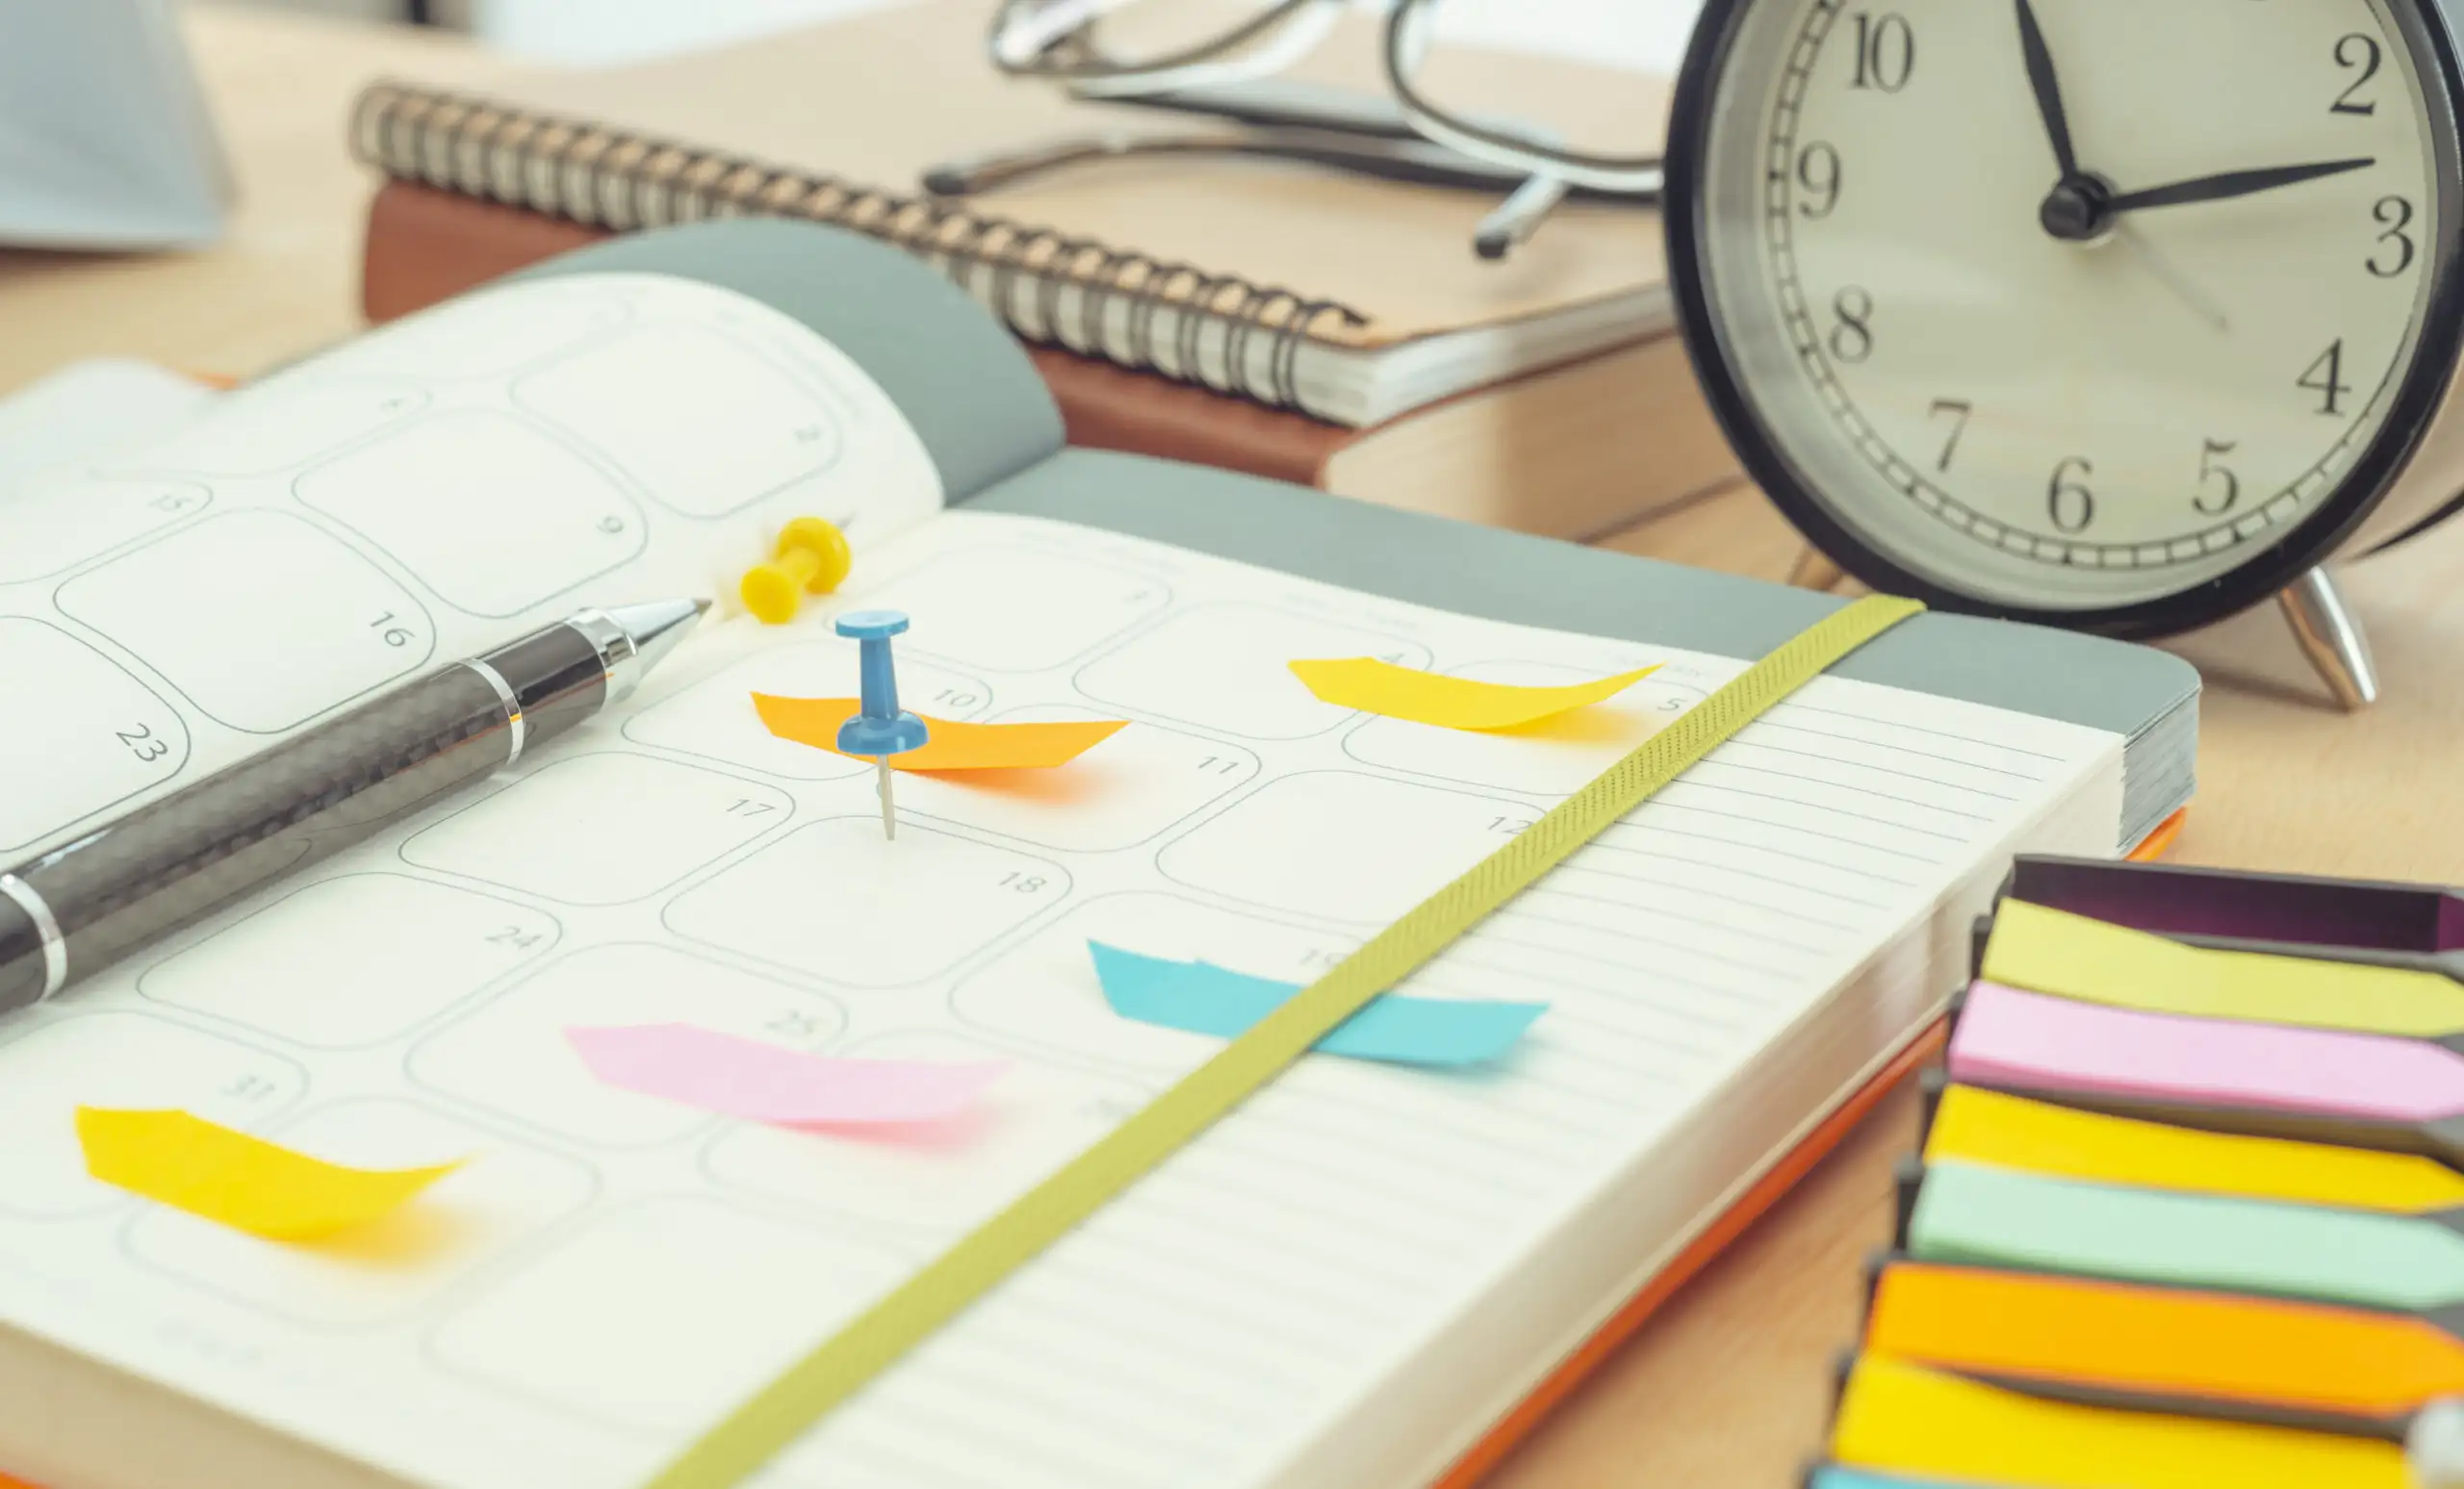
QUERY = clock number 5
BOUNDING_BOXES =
[2194,440,2241,516]
[2046,458,2094,533]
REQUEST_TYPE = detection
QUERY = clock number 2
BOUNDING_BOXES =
[2331,33,2382,116]
[2046,458,2094,533]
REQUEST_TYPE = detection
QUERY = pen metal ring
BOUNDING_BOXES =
[0,874,66,1003]
[459,658,527,768]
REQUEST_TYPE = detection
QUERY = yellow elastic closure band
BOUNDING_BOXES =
[1983,899,2464,1039]
[641,595,1925,1489]
[1834,1355,2408,1489]
[1926,1084,2464,1215]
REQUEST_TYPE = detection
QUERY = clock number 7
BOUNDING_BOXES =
[1927,398,1972,473]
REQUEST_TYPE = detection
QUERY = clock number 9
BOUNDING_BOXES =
[1796,142,1842,219]
[2046,458,2094,533]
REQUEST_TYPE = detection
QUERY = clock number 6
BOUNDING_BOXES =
[2046,458,2094,533]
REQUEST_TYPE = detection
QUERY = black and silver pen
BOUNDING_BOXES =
[0,600,707,1014]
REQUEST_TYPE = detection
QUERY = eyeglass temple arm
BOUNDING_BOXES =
[925,126,1648,203]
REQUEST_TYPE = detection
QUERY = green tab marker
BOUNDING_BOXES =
[1910,1159,2464,1314]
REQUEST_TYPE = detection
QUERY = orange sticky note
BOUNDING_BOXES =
[77,1108,458,1242]
[752,695,1126,772]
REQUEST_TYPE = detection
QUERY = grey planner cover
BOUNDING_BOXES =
[530,220,2199,841]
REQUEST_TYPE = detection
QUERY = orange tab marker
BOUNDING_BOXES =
[1289,657,1659,732]
[752,695,1126,772]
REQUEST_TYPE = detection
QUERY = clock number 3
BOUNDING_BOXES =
[2370,195,2417,278]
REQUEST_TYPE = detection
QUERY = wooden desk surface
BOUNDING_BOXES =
[13,7,2464,1487]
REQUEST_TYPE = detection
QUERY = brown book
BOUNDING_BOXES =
[364,178,1741,538]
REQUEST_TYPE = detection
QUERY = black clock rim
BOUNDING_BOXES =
[1661,0,2464,643]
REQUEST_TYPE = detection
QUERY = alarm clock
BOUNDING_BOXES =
[1662,0,2464,706]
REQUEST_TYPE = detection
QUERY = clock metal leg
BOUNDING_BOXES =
[1788,547,1846,593]
[2278,567,2378,711]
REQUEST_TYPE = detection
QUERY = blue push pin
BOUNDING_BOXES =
[835,609,929,840]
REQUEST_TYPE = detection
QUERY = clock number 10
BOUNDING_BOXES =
[1848,12,1914,93]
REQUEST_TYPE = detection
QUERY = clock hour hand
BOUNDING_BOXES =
[2108,156,2376,214]
[2013,0,2078,177]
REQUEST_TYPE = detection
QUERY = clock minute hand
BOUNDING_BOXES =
[2013,0,2078,177]
[2108,156,2376,214]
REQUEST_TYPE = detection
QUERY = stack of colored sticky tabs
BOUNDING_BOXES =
[1812,855,2464,1489]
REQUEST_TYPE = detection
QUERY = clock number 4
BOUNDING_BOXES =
[2332,33,2382,116]
[1848,12,1913,93]
[2299,341,2353,417]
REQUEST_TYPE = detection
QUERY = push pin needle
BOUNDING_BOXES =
[834,610,928,839]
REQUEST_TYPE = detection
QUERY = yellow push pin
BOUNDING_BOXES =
[739,517,852,625]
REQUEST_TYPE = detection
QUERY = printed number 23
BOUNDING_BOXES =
[117,724,172,762]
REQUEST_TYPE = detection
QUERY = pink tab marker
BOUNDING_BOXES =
[565,1025,1006,1128]
[1948,981,2464,1156]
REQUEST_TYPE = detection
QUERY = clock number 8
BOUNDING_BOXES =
[2046,458,2094,534]
[1829,287,1875,363]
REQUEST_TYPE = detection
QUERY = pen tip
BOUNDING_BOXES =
[693,598,713,617]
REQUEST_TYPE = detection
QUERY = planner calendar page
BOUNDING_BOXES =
[0,503,2125,1489]
[0,271,945,863]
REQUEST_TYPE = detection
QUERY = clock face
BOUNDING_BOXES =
[1675,0,2464,622]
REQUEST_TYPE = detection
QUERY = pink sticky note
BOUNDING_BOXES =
[565,1025,1005,1127]
[1948,981,2464,1125]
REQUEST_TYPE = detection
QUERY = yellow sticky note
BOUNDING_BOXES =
[77,1108,457,1242]
[752,695,1126,772]
[1287,658,1659,732]
[1927,1084,2464,1215]
[1982,898,2464,1039]
[1834,1355,2405,1489]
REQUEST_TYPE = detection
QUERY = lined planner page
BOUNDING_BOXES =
[0,510,2122,1489]
[0,271,943,862]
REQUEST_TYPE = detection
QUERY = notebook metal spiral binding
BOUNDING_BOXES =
[351,83,1368,411]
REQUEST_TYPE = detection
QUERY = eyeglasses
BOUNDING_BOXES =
[934,0,1664,256]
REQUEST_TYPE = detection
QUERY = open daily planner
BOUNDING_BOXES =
[0,220,2199,1489]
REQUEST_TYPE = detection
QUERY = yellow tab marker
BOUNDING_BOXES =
[77,1108,458,1242]
[1983,898,2464,1039]
[1288,657,1659,732]
[1834,1355,2407,1489]
[1927,1084,2464,1215]
[752,695,1126,772]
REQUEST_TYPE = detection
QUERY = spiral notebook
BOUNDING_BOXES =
[348,0,1668,428]
[0,220,2196,1489]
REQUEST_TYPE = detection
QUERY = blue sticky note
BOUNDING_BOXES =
[1807,1471,1962,1489]
[1086,942,1544,1068]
